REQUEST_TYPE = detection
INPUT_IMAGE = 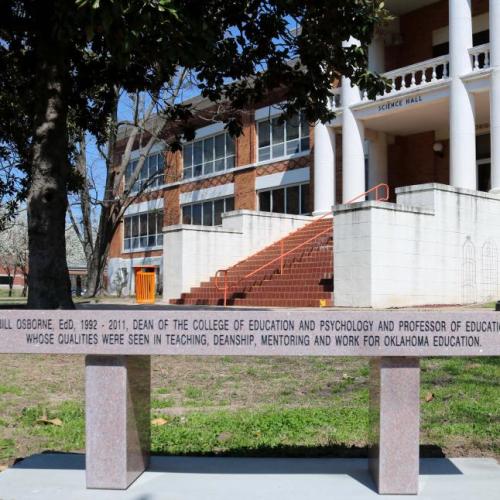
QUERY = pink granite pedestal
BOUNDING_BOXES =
[369,357,420,495]
[85,355,151,489]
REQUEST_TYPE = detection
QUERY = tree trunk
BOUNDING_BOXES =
[86,206,117,297]
[8,271,13,298]
[22,273,28,297]
[27,53,73,308]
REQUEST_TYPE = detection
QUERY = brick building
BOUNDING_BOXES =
[108,0,500,308]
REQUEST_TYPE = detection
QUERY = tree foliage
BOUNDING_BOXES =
[0,0,388,307]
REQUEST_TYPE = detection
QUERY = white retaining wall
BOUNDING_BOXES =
[333,183,500,308]
[163,210,312,301]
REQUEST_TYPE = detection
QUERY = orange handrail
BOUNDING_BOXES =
[214,183,390,306]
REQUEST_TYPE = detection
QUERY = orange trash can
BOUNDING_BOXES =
[135,266,156,304]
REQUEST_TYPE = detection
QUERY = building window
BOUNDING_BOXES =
[183,132,235,180]
[257,113,309,162]
[123,211,163,250]
[181,197,235,226]
[125,152,165,193]
[258,183,309,215]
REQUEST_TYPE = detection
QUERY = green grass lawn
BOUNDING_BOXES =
[0,355,497,465]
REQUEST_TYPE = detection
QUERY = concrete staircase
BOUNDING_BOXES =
[170,217,333,307]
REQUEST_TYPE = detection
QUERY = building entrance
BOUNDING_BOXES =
[477,133,491,192]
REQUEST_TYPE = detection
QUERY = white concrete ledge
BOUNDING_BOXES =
[163,224,242,235]
[333,201,435,216]
[395,182,500,201]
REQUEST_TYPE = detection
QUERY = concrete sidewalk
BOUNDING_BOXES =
[0,454,499,499]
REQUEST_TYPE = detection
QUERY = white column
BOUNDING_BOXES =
[367,36,387,199]
[449,0,476,189]
[368,33,385,74]
[342,37,366,202]
[313,122,335,214]
[368,132,388,198]
[490,0,500,192]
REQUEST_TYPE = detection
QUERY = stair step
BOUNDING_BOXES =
[173,217,334,307]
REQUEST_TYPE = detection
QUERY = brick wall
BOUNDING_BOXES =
[386,0,488,71]
[109,221,123,258]
[237,111,257,166]
[164,186,180,226]
[387,131,450,199]
[234,169,256,210]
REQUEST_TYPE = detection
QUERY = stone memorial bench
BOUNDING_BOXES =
[1,309,499,495]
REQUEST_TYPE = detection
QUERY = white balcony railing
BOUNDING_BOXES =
[331,43,491,110]
[365,55,450,100]
[469,43,491,71]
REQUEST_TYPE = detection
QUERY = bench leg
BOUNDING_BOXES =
[369,357,420,495]
[85,355,151,489]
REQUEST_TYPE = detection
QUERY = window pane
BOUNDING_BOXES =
[272,118,284,145]
[184,143,193,167]
[132,216,139,237]
[204,137,214,162]
[225,197,234,212]
[272,188,285,213]
[193,141,203,166]
[125,163,133,182]
[156,211,163,235]
[259,191,271,212]
[140,214,148,237]
[148,155,157,179]
[148,235,156,246]
[157,234,163,246]
[215,158,225,171]
[258,121,270,148]
[287,185,300,214]
[215,134,225,159]
[272,143,284,158]
[202,201,213,226]
[214,199,224,225]
[300,137,309,152]
[226,134,235,155]
[182,206,191,224]
[132,237,140,249]
[194,164,203,177]
[300,112,309,137]
[258,146,270,162]
[226,155,235,169]
[204,161,214,175]
[286,139,300,155]
[184,166,192,179]
[286,114,300,141]
[124,239,131,250]
[157,153,165,170]
[140,160,148,179]
[148,212,156,236]
[124,217,131,239]
[192,204,202,225]
[301,184,309,214]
